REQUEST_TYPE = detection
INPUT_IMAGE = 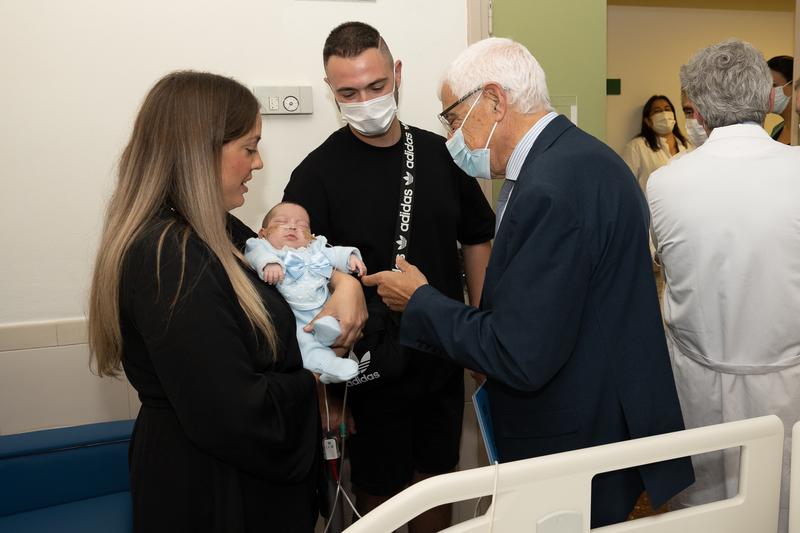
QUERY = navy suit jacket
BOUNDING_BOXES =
[400,115,693,526]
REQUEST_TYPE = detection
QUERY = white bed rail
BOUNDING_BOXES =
[344,415,783,533]
[787,421,800,533]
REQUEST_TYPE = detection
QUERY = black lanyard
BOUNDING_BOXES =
[391,123,416,271]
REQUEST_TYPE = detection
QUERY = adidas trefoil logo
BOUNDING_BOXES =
[395,235,407,250]
[351,351,371,373]
[403,171,414,186]
[347,350,382,386]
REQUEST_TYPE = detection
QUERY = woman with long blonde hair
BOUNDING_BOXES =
[89,71,365,532]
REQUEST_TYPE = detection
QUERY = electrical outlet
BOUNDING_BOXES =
[253,86,313,115]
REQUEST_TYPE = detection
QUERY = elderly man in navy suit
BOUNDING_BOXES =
[362,37,694,527]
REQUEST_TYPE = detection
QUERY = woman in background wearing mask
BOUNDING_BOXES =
[622,94,691,194]
[767,55,793,145]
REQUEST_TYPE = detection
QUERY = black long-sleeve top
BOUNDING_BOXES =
[120,212,320,533]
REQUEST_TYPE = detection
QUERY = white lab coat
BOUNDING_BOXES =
[621,135,691,194]
[647,124,800,532]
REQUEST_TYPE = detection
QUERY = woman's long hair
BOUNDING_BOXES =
[89,71,276,377]
[638,94,689,151]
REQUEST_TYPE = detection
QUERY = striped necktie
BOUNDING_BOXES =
[495,179,515,234]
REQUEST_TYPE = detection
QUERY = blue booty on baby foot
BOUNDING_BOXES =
[313,316,341,346]
[319,356,359,384]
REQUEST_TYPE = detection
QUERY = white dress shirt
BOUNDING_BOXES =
[496,111,559,229]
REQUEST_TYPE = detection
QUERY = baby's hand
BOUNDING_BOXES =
[349,255,367,278]
[263,263,285,285]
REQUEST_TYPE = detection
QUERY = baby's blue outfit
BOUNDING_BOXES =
[244,235,361,384]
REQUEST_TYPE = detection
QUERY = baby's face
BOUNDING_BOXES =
[262,204,312,249]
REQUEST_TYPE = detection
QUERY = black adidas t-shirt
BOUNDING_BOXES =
[285,124,494,302]
[284,124,494,392]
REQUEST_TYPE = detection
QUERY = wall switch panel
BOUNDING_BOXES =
[254,86,313,115]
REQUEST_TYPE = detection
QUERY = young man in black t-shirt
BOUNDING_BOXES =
[283,22,494,531]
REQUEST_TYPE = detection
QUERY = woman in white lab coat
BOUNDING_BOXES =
[622,94,691,194]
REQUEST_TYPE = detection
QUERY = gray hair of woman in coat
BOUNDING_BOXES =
[680,39,772,131]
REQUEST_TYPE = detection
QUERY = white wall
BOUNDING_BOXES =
[0,0,467,325]
[607,5,795,155]
[0,3,492,525]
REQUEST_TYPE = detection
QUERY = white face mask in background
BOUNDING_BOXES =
[650,111,676,135]
[337,79,397,137]
[685,118,708,147]
[770,83,791,115]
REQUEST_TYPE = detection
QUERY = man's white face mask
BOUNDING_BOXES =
[769,82,791,115]
[337,78,397,137]
[685,118,708,147]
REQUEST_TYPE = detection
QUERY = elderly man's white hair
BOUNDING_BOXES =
[440,37,553,114]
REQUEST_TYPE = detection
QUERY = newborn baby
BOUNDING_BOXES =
[244,202,366,383]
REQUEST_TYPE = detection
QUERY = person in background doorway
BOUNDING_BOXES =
[648,39,800,532]
[622,94,691,194]
[682,90,707,148]
[623,94,691,264]
[767,55,793,144]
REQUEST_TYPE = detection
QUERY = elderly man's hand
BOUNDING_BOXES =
[361,256,428,312]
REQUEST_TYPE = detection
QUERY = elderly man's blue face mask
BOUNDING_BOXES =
[445,92,498,180]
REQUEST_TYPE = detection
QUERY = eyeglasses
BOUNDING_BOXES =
[437,86,482,134]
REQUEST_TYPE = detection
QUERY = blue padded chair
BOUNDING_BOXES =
[0,420,134,533]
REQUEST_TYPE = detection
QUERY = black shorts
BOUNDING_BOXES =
[347,365,464,496]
